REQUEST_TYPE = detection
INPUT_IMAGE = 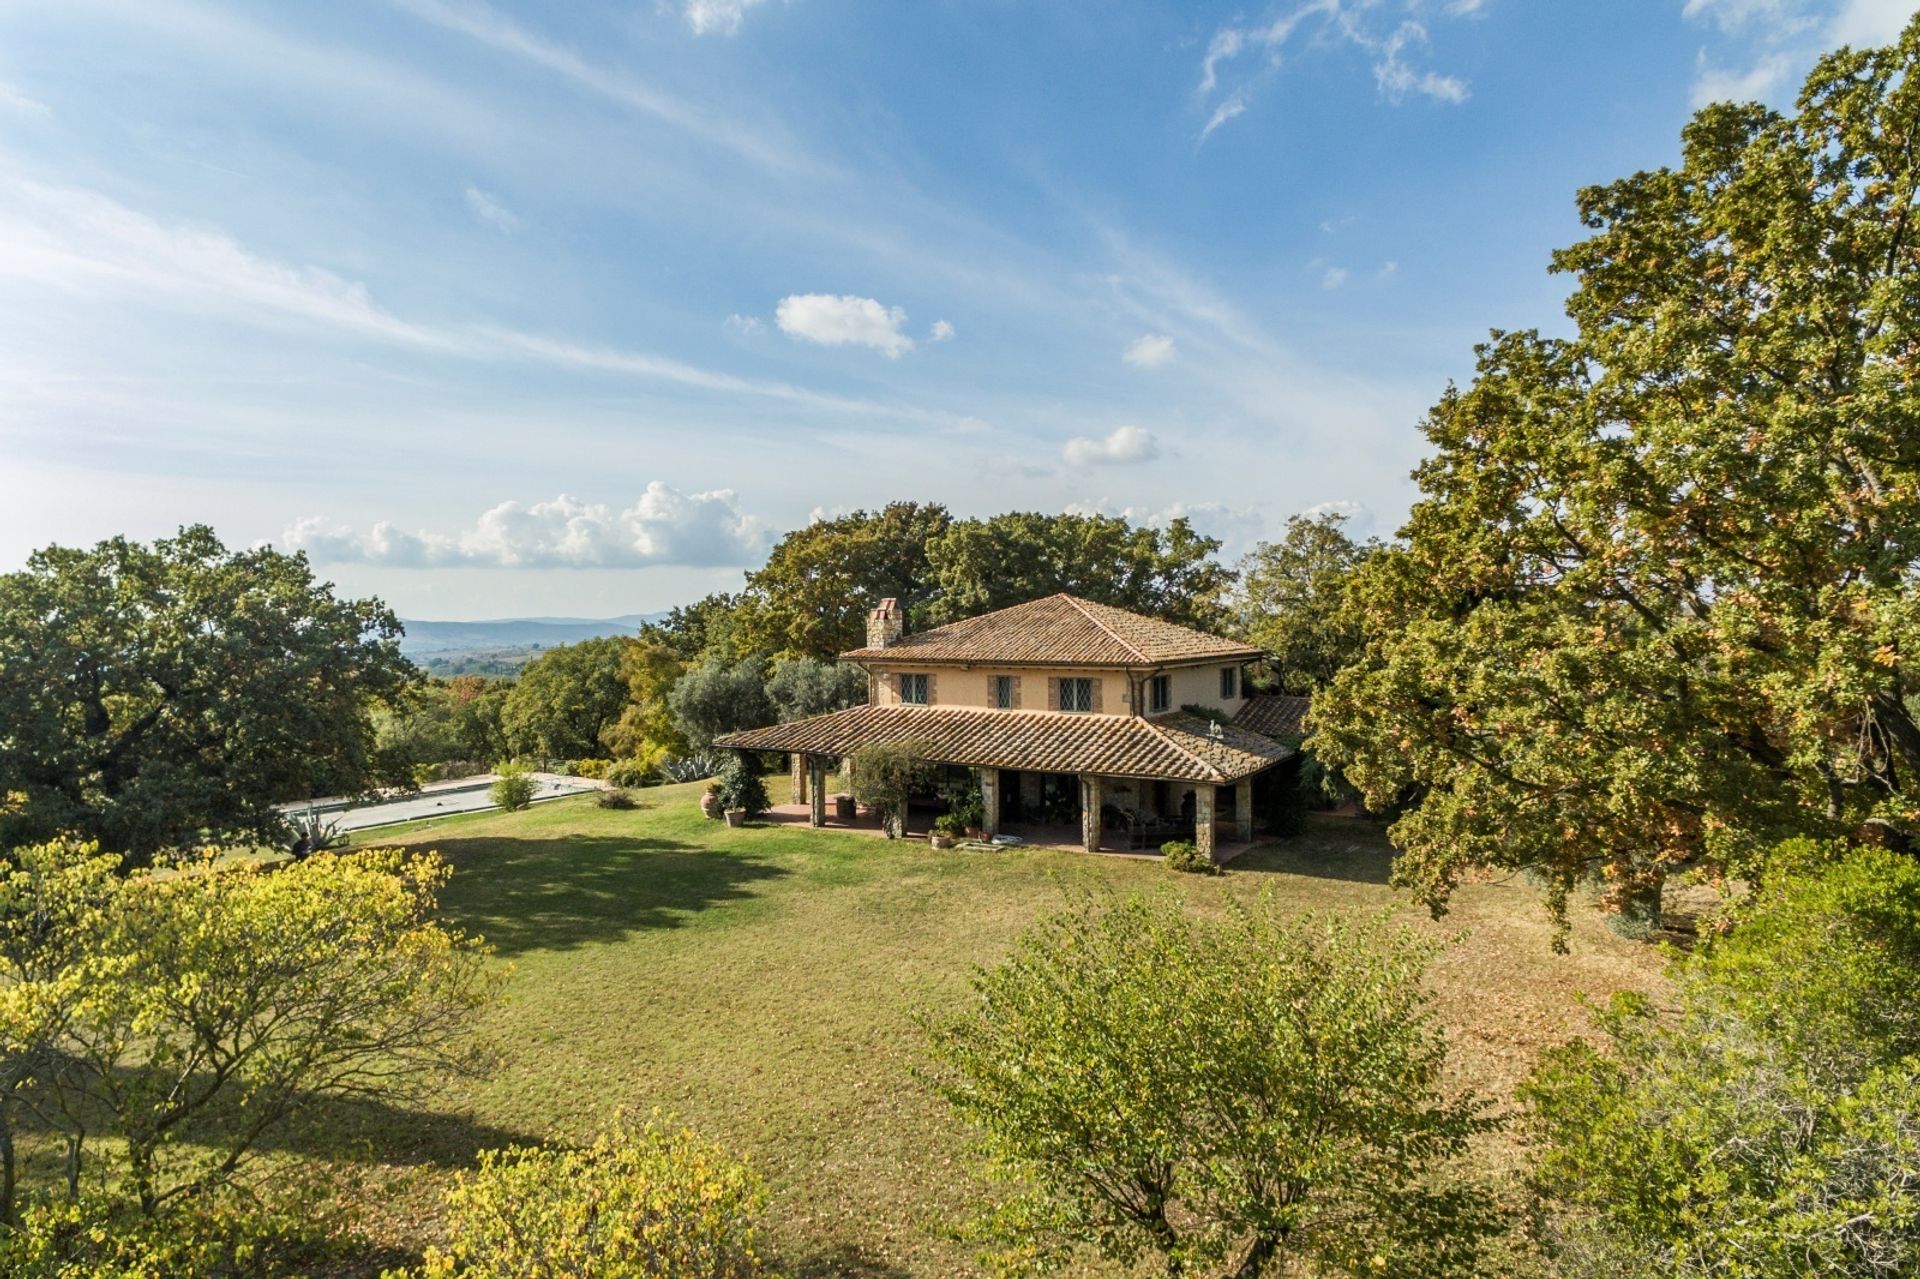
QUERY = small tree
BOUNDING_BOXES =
[490,763,537,812]
[712,754,769,819]
[1522,843,1920,1278]
[850,741,933,839]
[414,1117,773,1279]
[766,656,867,722]
[668,657,773,750]
[924,892,1500,1277]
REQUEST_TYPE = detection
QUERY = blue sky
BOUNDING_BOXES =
[0,0,1908,619]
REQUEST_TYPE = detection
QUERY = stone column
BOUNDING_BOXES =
[791,753,809,807]
[1195,784,1216,863]
[1080,775,1103,853]
[976,767,999,839]
[1235,777,1254,844]
[808,758,827,828]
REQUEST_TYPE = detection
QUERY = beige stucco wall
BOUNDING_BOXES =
[865,659,1249,718]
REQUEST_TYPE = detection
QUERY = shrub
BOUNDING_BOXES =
[932,813,964,838]
[412,1118,773,1279]
[0,1186,343,1279]
[1161,839,1216,874]
[595,788,640,810]
[604,756,659,789]
[943,783,986,832]
[850,740,933,839]
[570,757,611,780]
[712,754,769,819]
[923,893,1499,1276]
[1522,843,1920,1278]
[490,763,538,812]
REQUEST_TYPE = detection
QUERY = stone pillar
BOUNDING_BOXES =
[1080,775,1103,853]
[1195,784,1216,863]
[976,767,999,838]
[808,758,827,828]
[1234,777,1253,844]
[791,753,809,806]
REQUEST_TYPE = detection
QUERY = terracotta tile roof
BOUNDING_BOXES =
[840,593,1262,668]
[1233,694,1311,740]
[714,704,1292,784]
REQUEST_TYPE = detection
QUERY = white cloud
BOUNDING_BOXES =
[0,79,50,117]
[1123,333,1177,368]
[283,484,767,569]
[1831,0,1912,44]
[1196,1,1470,138]
[1375,23,1470,104]
[463,185,518,232]
[684,0,769,36]
[1376,260,1399,279]
[1321,265,1349,289]
[929,319,955,341]
[1062,425,1160,467]
[775,293,915,357]
[725,312,765,335]
[1690,51,1793,106]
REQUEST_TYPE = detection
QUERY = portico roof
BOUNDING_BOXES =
[713,703,1292,785]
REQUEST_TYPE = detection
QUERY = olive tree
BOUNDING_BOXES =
[849,741,933,838]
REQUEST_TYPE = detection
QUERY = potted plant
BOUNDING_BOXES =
[700,782,723,820]
[712,754,768,829]
[947,784,987,840]
[723,806,748,828]
[929,814,962,850]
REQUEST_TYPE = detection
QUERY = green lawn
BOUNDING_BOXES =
[317,781,1663,1277]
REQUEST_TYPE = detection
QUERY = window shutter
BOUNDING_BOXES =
[1011,676,1022,709]
[987,674,997,706]
[926,672,937,704]
[1047,678,1059,711]
[884,672,897,703]
[1090,678,1104,712]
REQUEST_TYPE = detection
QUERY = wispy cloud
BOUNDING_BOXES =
[0,78,51,117]
[1684,0,1911,107]
[929,319,955,342]
[684,0,770,36]
[1321,265,1349,289]
[1196,1,1472,140]
[283,484,767,568]
[1122,333,1177,368]
[1062,425,1160,467]
[385,0,803,171]
[464,185,519,232]
[775,293,915,357]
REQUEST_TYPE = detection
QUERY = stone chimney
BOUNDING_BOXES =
[866,597,904,649]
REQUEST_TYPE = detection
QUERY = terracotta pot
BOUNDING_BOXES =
[965,827,986,841]
[723,807,747,828]
[834,794,856,820]
[700,792,722,819]
[929,832,956,850]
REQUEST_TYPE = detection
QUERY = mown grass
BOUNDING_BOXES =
[309,781,1663,1276]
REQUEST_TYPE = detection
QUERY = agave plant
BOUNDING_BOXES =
[657,751,725,784]
[288,808,348,859]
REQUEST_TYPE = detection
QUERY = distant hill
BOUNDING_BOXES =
[396,613,668,674]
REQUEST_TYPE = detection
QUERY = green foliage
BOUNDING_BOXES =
[595,788,641,810]
[1235,511,1379,695]
[712,754,769,818]
[604,754,662,788]
[643,592,749,664]
[0,1184,342,1279]
[602,640,689,762]
[490,764,538,812]
[942,782,986,832]
[669,656,774,749]
[849,741,933,839]
[765,657,867,722]
[0,844,496,1225]
[1159,839,1215,875]
[740,502,953,657]
[500,637,632,762]
[1522,844,1920,1278]
[931,813,964,838]
[924,892,1500,1277]
[1312,22,1920,939]
[0,525,416,867]
[409,1117,773,1279]
[927,512,1231,630]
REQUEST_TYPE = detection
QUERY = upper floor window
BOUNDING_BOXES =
[900,673,930,705]
[1149,674,1171,713]
[1059,677,1093,713]
[1220,667,1237,699]
[993,675,1014,709]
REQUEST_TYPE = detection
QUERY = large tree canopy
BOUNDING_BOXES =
[499,637,631,762]
[1234,512,1378,695]
[927,512,1230,629]
[738,502,951,658]
[0,526,415,865]
[1314,25,1920,938]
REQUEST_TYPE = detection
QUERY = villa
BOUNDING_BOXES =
[714,594,1306,861]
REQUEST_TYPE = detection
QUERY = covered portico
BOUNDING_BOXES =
[716,702,1291,863]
